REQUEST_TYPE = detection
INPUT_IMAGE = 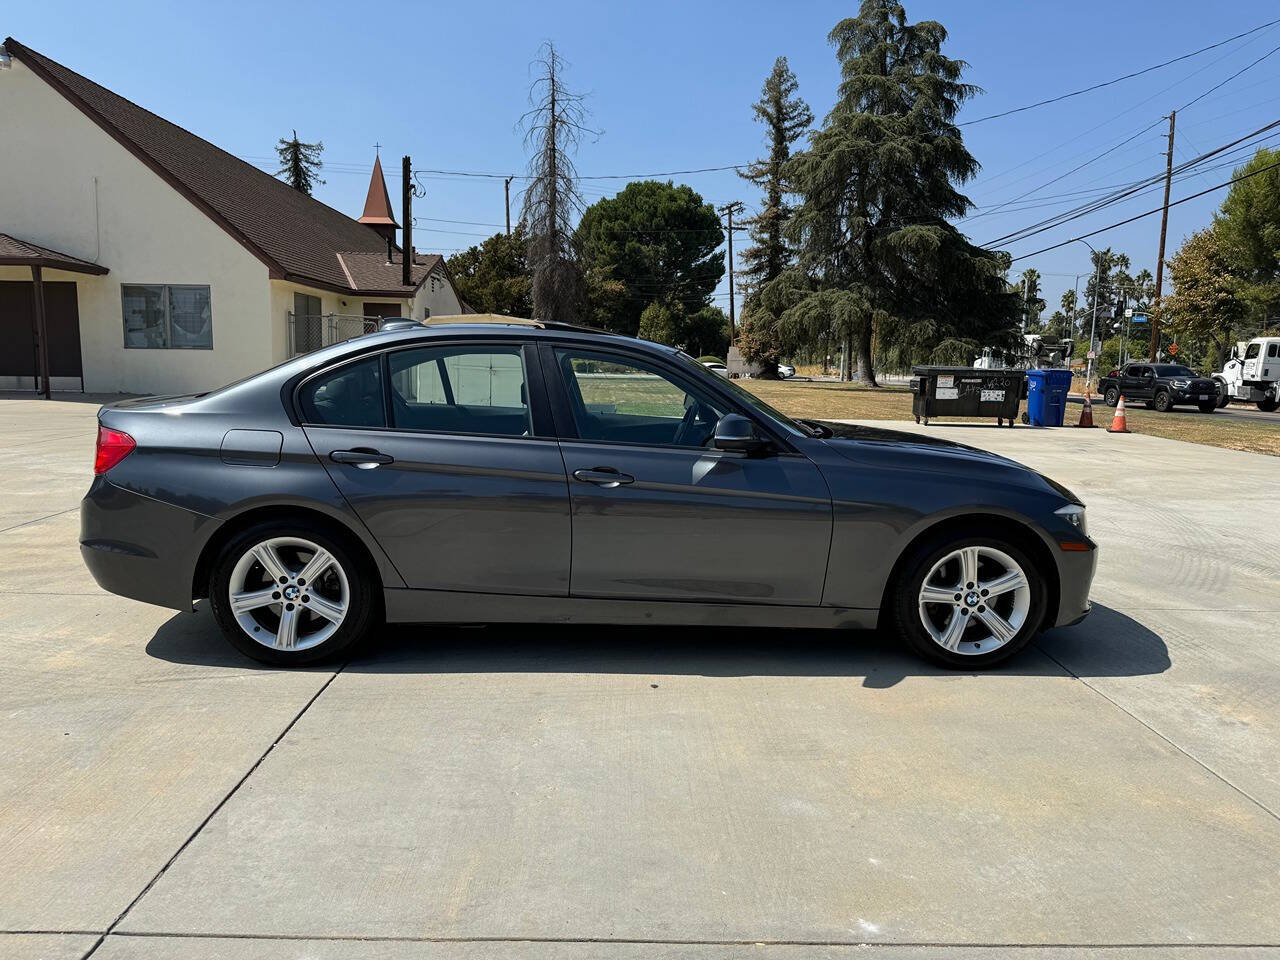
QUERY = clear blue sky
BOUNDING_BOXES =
[7,0,1280,324]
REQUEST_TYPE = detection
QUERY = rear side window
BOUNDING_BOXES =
[298,356,385,427]
[387,345,531,437]
[1269,343,1278,358]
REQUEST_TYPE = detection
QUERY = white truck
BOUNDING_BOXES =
[1212,336,1280,412]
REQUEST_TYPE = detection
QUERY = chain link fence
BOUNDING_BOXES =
[287,314,383,357]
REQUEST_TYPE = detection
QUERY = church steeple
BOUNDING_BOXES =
[358,154,398,246]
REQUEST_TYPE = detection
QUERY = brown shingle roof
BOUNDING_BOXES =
[0,233,109,274]
[4,38,435,296]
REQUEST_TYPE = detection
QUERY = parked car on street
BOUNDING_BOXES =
[82,319,1095,670]
[778,363,796,379]
[1098,363,1218,413]
[702,361,729,377]
[1212,337,1280,412]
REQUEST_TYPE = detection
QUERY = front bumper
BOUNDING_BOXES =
[1053,539,1097,627]
[1170,387,1216,403]
[80,476,219,611]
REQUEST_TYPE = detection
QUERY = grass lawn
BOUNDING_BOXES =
[740,378,1280,457]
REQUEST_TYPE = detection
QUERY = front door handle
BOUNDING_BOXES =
[573,466,634,488]
[330,448,394,469]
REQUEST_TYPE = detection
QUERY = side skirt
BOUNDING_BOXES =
[384,588,877,631]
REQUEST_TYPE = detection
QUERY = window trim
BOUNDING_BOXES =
[539,343,796,454]
[121,283,214,350]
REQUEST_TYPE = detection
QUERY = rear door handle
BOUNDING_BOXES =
[330,448,394,469]
[573,466,634,488]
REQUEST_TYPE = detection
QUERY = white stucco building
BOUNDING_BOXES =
[0,37,462,396]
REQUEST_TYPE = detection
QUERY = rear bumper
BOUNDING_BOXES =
[1054,542,1097,627]
[80,476,219,611]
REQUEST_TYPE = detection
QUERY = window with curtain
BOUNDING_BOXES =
[121,285,212,349]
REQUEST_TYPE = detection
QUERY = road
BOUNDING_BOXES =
[2,394,1280,960]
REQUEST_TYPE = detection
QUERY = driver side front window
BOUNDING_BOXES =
[556,350,726,448]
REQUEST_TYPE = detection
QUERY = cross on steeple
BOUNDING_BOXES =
[374,141,381,156]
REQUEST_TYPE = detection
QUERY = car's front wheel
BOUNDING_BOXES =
[891,532,1047,669]
[209,521,378,665]
[1153,390,1173,412]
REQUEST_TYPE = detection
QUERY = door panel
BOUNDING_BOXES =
[558,443,831,605]
[306,427,571,595]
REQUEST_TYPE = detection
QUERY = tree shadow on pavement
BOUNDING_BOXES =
[146,602,1168,689]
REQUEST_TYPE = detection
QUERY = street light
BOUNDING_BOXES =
[1077,239,1104,386]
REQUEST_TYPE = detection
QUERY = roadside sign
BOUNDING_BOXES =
[1125,308,1133,318]
[1087,350,1096,359]
[1169,342,1179,355]
[1131,313,1148,324]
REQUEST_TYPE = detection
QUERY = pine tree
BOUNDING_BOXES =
[519,42,592,324]
[275,130,324,195]
[737,57,812,377]
[774,1,1019,383]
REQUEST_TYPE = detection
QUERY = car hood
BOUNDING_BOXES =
[815,421,1080,503]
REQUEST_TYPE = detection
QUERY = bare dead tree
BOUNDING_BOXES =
[519,41,595,323]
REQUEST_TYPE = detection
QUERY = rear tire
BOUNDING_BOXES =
[890,529,1048,670]
[1103,387,1119,406]
[209,519,379,666]
[1260,398,1279,413]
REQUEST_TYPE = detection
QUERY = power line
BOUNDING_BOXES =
[1009,155,1280,262]
[959,18,1280,126]
[1177,40,1280,111]
[986,117,1280,247]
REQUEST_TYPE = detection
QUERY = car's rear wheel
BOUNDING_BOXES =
[209,521,378,665]
[1103,387,1119,406]
[891,532,1047,669]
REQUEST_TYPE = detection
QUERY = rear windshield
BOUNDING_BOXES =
[1152,365,1194,377]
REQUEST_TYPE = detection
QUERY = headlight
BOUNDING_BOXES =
[1055,503,1087,536]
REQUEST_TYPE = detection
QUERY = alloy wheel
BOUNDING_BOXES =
[227,536,349,652]
[917,545,1032,656]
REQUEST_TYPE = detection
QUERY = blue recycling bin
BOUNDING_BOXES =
[1025,368,1074,426]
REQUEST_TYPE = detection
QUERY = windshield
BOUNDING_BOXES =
[674,352,807,436]
[1153,365,1195,377]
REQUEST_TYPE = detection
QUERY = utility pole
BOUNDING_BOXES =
[504,176,514,235]
[1020,276,1028,334]
[1151,110,1175,361]
[718,201,745,340]
[401,155,412,288]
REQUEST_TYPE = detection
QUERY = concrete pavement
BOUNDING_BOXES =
[2,394,1279,960]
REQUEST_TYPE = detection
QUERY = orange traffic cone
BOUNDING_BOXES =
[1077,391,1096,428]
[1107,394,1131,433]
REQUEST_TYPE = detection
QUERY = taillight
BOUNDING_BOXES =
[94,425,136,475]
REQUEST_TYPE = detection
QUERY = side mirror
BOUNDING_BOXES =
[713,414,768,455]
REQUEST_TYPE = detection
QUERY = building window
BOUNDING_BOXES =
[122,284,213,349]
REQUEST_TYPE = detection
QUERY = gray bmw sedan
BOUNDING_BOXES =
[81,318,1095,667]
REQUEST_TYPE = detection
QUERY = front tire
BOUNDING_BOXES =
[1153,390,1172,412]
[1260,397,1279,413]
[891,531,1047,669]
[209,520,378,666]
[1197,400,1216,413]
[1213,377,1230,409]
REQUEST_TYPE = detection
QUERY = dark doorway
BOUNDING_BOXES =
[362,302,403,320]
[0,281,84,388]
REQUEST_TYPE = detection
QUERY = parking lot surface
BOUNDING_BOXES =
[3,394,1280,960]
